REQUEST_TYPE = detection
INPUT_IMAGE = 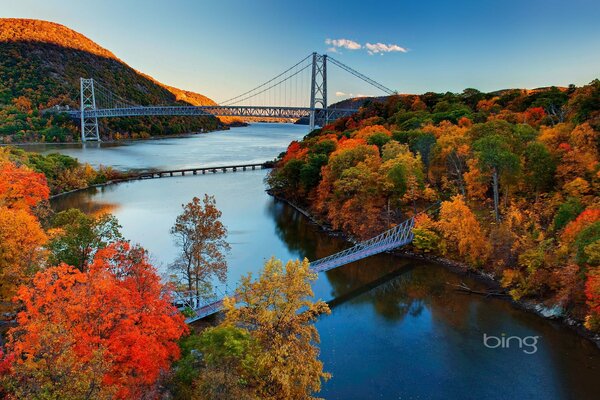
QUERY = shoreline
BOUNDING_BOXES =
[1,127,229,147]
[269,192,600,348]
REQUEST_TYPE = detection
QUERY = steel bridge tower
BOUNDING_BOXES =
[80,78,100,142]
[309,52,327,130]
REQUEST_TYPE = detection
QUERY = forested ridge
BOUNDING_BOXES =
[268,80,600,332]
[0,18,223,143]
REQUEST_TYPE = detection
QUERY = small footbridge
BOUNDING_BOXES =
[176,213,425,324]
[136,162,273,179]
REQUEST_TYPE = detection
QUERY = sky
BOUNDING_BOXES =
[2,0,600,104]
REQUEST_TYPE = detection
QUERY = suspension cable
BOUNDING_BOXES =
[221,62,312,106]
[328,56,396,95]
[218,53,313,105]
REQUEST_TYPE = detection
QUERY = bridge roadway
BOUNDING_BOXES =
[66,105,357,121]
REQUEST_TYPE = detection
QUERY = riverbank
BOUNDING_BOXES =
[1,126,236,146]
[269,191,600,348]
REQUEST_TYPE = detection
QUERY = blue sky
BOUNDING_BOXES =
[2,0,600,104]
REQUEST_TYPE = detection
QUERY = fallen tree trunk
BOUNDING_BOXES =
[447,281,509,297]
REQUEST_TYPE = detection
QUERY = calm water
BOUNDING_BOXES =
[24,123,306,171]
[47,124,600,400]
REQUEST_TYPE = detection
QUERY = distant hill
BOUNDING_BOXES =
[0,18,223,142]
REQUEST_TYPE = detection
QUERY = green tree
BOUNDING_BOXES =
[47,208,122,271]
[523,142,556,196]
[473,134,520,221]
[553,198,584,231]
[299,153,328,190]
[192,326,258,400]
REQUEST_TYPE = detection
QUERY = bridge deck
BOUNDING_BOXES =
[63,106,358,121]
[136,162,272,179]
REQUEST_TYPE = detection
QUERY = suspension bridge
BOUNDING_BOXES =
[49,52,396,141]
[175,213,424,324]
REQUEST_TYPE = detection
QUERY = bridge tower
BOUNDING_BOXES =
[309,52,327,130]
[80,78,100,142]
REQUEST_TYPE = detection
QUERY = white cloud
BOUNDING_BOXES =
[335,91,347,97]
[325,38,408,56]
[365,42,408,55]
[325,38,362,50]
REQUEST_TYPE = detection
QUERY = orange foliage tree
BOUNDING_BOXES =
[561,208,600,244]
[437,196,491,266]
[0,159,49,313]
[3,242,188,399]
[0,207,47,313]
[0,160,49,212]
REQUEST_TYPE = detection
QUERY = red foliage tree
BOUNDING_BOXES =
[585,268,600,331]
[561,208,600,244]
[5,242,188,399]
[523,107,546,126]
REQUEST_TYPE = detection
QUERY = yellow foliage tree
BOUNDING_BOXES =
[222,258,331,400]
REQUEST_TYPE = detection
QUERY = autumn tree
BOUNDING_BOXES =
[0,158,50,212]
[584,267,600,331]
[425,121,470,195]
[0,158,49,314]
[170,195,230,300]
[3,242,188,399]
[47,208,123,271]
[221,258,331,400]
[0,207,47,314]
[437,196,490,266]
[411,213,441,253]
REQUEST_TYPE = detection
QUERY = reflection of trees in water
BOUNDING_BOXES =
[51,187,120,216]
[266,199,474,324]
[329,261,490,330]
[267,199,347,261]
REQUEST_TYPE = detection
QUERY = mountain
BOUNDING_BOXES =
[0,18,223,143]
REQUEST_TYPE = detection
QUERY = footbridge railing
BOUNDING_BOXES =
[309,217,415,273]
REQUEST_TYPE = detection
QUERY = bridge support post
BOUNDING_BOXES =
[309,53,327,131]
[80,78,100,142]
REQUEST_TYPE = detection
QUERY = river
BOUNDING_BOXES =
[38,123,600,399]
